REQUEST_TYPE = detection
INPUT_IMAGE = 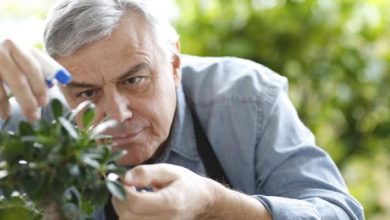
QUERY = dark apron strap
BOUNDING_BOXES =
[185,94,232,187]
[104,194,118,220]
[189,105,232,187]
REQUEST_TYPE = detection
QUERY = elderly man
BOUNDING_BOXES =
[0,0,364,219]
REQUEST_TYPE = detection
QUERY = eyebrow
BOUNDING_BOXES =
[65,81,97,89]
[115,62,150,82]
[64,62,151,89]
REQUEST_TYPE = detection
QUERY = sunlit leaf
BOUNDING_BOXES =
[90,119,117,138]
[109,150,127,161]
[67,100,92,121]
[58,117,79,139]
[92,134,112,141]
[106,180,126,202]
[82,156,100,169]
[0,170,8,179]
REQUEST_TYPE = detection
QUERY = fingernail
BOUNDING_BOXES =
[38,95,48,107]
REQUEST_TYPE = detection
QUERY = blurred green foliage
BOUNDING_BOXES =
[0,99,126,219]
[175,0,390,218]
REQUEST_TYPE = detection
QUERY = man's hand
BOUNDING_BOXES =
[112,163,272,220]
[0,39,48,121]
[112,164,215,220]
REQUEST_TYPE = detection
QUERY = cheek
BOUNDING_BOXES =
[139,79,177,137]
[154,82,177,131]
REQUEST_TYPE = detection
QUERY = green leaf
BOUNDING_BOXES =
[90,120,117,138]
[83,152,103,160]
[20,136,38,143]
[51,99,63,119]
[92,134,112,141]
[37,120,51,135]
[0,196,42,220]
[106,164,126,176]
[0,170,8,179]
[62,202,82,220]
[79,198,95,217]
[58,117,79,139]
[98,147,111,164]
[82,156,100,169]
[81,183,108,213]
[87,183,109,209]
[63,187,81,207]
[0,161,6,169]
[1,140,26,163]
[106,180,126,202]
[67,100,92,121]
[110,150,127,161]
[82,104,96,129]
[67,164,80,176]
[18,121,34,136]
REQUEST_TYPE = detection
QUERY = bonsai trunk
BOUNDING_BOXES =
[40,199,65,220]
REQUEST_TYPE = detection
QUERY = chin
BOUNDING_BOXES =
[111,136,165,166]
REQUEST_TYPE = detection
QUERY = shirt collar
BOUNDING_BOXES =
[153,84,200,163]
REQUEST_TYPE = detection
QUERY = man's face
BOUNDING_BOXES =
[57,14,181,165]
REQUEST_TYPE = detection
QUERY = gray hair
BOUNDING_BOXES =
[43,0,179,58]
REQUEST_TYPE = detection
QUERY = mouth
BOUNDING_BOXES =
[111,129,143,146]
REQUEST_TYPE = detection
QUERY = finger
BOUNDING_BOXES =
[0,40,40,120]
[125,164,180,188]
[112,196,126,217]
[10,45,48,106]
[112,189,148,217]
[121,165,187,214]
[112,188,169,217]
[125,183,181,215]
[0,56,39,120]
[0,81,11,119]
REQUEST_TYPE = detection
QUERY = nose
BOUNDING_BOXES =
[104,89,133,123]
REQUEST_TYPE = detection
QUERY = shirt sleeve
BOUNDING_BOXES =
[253,89,364,219]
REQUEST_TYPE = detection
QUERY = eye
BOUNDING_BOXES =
[76,89,98,99]
[121,76,150,92]
[125,76,144,85]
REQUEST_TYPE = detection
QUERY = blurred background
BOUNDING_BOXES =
[1,0,389,218]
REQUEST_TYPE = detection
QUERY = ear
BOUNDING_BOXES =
[171,40,181,88]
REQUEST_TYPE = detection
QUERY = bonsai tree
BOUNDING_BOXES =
[0,99,127,220]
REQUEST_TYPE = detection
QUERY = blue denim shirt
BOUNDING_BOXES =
[1,55,364,219]
[152,55,364,219]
